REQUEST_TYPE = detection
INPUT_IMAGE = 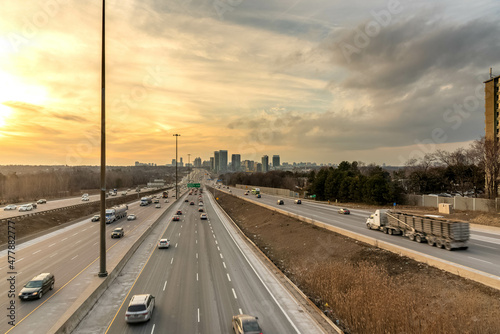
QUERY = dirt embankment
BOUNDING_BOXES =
[0,190,161,246]
[211,189,500,334]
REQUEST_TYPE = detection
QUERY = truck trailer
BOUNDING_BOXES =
[140,196,152,206]
[105,204,128,224]
[366,209,469,250]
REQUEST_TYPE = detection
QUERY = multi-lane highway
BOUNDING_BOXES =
[0,192,176,334]
[223,186,500,278]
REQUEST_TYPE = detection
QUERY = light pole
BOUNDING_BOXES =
[188,153,191,182]
[98,0,107,278]
[173,134,180,199]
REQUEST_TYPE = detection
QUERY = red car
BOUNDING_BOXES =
[172,215,180,221]
[198,207,204,212]
[176,210,182,215]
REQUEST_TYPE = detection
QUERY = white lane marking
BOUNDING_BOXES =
[17,258,24,262]
[50,253,58,258]
[213,234,216,239]
[62,238,68,241]
[468,256,493,264]
[72,233,78,236]
[198,308,200,322]
[217,246,220,251]
[32,250,41,255]
[195,230,197,233]
[93,242,98,246]
[179,233,181,237]
[48,243,56,247]
[227,273,231,282]
[239,308,243,315]
[215,240,218,245]
[171,258,174,264]
[220,253,223,259]
[197,273,199,281]
[71,255,78,260]
[175,243,178,248]
[82,228,87,232]
[223,262,226,269]
[196,240,198,244]
[76,240,82,244]
[151,323,155,334]
[481,245,498,250]
[196,253,198,259]
[232,288,237,299]
[163,281,167,291]
[181,225,183,228]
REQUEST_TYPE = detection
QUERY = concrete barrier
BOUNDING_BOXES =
[228,191,500,291]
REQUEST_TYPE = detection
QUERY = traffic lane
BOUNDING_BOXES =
[203,194,301,333]
[0,200,173,333]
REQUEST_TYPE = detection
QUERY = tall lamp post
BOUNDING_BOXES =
[173,134,180,199]
[98,0,107,278]
[188,153,191,182]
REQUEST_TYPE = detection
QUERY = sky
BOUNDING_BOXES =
[0,0,499,166]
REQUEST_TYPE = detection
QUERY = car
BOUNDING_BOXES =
[153,199,159,204]
[125,294,155,323]
[164,199,169,203]
[190,201,195,205]
[37,199,47,204]
[176,210,182,215]
[198,202,203,206]
[82,197,90,201]
[18,273,55,300]
[121,191,127,196]
[184,199,189,202]
[18,204,33,212]
[82,193,89,197]
[91,215,100,222]
[158,239,170,249]
[295,199,302,204]
[338,208,350,214]
[198,207,204,212]
[31,203,38,209]
[277,199,284,205]
[256,194,261,198]
[232,314,262,334]
[244,191,249,195]
[155,204,161,208]
[127,214,137,221]
[172,215,180,221]
[111,227,124,238]
[200,213,208,220]
[4,204,17,210]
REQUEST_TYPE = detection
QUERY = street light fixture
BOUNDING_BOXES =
[173,134,180,199]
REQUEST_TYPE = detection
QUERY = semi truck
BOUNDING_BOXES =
[105,204,128,224]
[366,209,469,251]
[140,196,152,206]
[251,188,261,195]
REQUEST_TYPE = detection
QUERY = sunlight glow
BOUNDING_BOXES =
[0,104,13,128]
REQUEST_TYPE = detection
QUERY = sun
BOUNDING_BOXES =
[0,104,13,128]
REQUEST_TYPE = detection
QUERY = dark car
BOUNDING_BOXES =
[277,199,284,205]
[190,201,195,205]
[198,207,204,212]
[19,273,55,300]
[294,199,302,204]
[232,314,262,334]
[338,208,350,214]
[176,210,183,215]
[184,199,189,202]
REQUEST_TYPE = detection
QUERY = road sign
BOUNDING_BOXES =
[187,183,200,188]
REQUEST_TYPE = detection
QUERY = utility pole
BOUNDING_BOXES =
[188,153,191,182]
[173,134,180,199]
[98,0,107,278]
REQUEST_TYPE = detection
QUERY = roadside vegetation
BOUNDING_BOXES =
[0,165,178,204]
[212,189,500,334]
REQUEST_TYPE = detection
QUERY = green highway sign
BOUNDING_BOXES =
[188,183,200,188]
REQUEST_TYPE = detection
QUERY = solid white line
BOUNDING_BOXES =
[151,323,155,334]
[48,243,56,247]
[171,258,174,264]
[239,308,243,315]
[223,262,226,269]
[163,281,167,291]
[50,253,58,258]
[198,308,200,322]
[468,256,492,264]
[32,250,41,255]
[227,273,231,282]
[232,288,237,299]
[71,255,78,260]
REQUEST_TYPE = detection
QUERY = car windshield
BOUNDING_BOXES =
[25,280,43,288]
[243,320,260,331]
[113,229,121,233]
[127,305,146,312]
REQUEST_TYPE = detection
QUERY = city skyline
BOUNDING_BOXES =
[0,1,498,166]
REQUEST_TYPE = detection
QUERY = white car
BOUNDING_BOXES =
[155,204,161,208]
[3,204,17,211]
[82,197,90,201]
[125,294,155,323]
[158,239,170,249]
[127,214,137,221]
[18,204,33,212]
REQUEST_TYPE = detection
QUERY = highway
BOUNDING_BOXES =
[223,186,500,278]
[77,170,323,334]
[0,191,174,334]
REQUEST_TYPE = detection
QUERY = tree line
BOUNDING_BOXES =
[0,166,178,204]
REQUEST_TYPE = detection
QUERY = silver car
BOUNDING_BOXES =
[125,294,155,323]
[3,204,16,211]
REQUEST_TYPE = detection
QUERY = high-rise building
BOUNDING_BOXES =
[172,159,176,166]
[210,157,215,171]
[231,154,241,171]
[272,155,280,168]
[219,150,228,172]
[485,71,500,142]
[256,163,262,172]
[214,151,220,173]
[262,155,269,172]
[194,157,202,168]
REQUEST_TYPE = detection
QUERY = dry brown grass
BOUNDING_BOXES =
[213,189,500,334]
